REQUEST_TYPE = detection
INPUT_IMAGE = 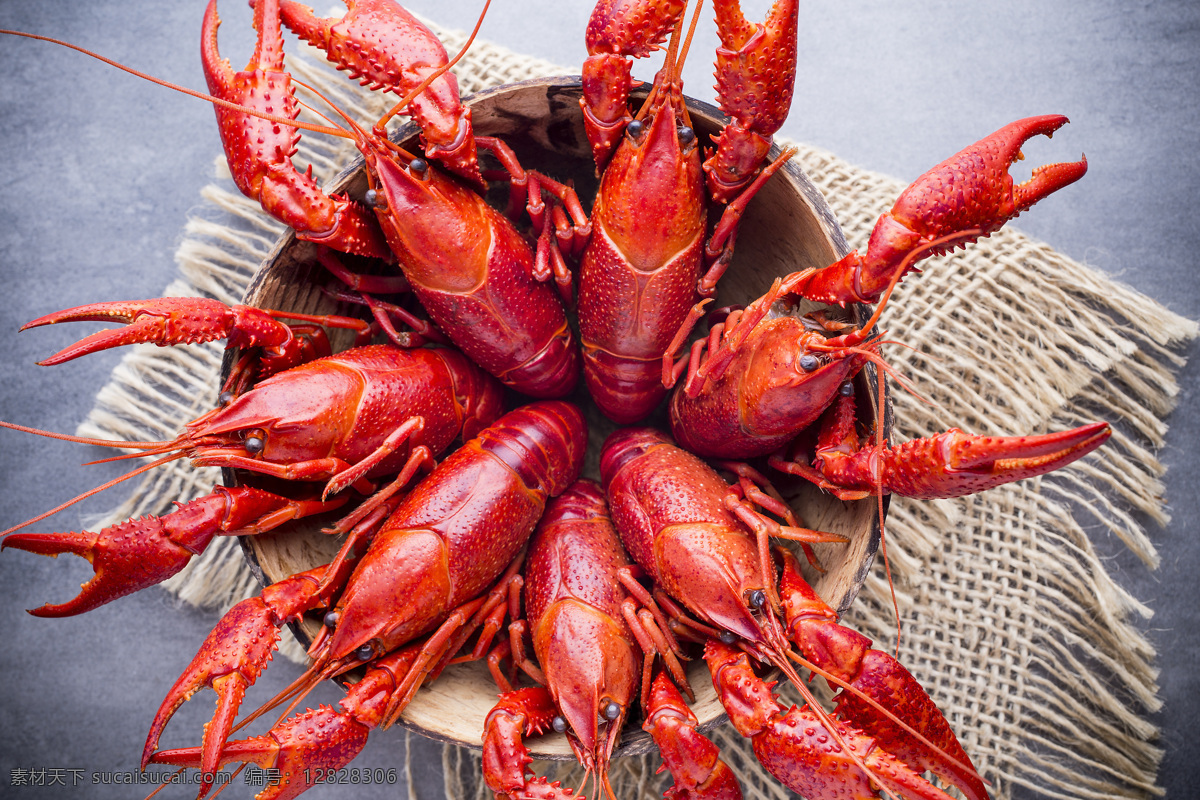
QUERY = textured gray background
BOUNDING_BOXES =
[0,1,1196,799]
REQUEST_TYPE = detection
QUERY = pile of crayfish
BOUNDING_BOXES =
[0,1,1111,799]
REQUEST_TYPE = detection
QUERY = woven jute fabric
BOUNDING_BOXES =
[73,24,1196,800]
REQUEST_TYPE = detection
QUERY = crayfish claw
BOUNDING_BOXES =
[705,0,799,203]
[203,0,392,260]
[22,297,293,366]
[1015,153,1090,213]
[891,114,1088,243]
[581,0,688,168]
[3,522,197,618]
[831,649,990,800]
[141,596,283,771]
[3,487,335,617]
[644,670,743,800]
[802,115,1088,306]
[707,640,971,800]
[142,567,328,790]
[801,419,1112,500]
[755,705,967,800]
[775,548,988,800]
[267,0,484,185]
[879,420,1112,499]
[24,298,227,365]
[151,646,449,800]
[150,704,372,800]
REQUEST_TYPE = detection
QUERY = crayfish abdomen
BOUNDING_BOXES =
[576,40,707,425]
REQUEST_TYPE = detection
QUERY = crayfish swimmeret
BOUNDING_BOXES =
[0,0,1111,798]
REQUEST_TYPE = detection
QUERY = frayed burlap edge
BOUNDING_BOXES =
[71,22,1196,800]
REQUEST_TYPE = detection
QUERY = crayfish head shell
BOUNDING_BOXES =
[324,528,453,665]
[536,600,638,770]
[739,320,866,440]
[185,363,360,467]
[365,145,493,294]
[593,93,704,271]
[654,521,771,646]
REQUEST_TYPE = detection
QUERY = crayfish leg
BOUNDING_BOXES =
[644,669,743,800]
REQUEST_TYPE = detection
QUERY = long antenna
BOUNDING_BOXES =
[0,452,185,537]
[0,30,352,140]
[0,420,170,450]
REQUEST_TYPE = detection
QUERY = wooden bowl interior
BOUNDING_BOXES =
[230,78,887,759]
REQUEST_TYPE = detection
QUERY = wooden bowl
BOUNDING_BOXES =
[227,77,889,759]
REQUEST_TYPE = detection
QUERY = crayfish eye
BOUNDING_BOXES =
[718,630,738,644]
[366,187,390,211]
[677,125,695,145]
[408,158,429,178]
[799,354,819,372]
[243,430,266,454]
[839,381,855,397]
[748,589,767,610]
[323,610,339,629]
[626,119,644,139]
[603,701,622,721]
[356,643,376,662]
[551,715,568,733]
[218,391,234,405]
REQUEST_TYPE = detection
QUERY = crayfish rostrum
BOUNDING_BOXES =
[0,0,1114,798]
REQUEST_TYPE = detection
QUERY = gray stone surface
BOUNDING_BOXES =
[0,1,1196,798]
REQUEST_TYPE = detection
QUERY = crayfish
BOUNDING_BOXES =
[575,0,799,423]
[0,0,1116,798]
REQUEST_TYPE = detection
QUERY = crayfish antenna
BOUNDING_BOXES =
[601,770,618,800]
[747,645,901,800]
[0,29,352,141]
[673,0,708,77]
[0,452,184,537]
[0,419,197,537]
[573,763,594,800]
[0,420,172,451]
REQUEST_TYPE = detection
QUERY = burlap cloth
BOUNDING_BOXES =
[74,26,1197,800]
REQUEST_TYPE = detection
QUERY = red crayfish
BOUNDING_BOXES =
[576,0,800,423]
[2,302,509,610]
[601,427,989,800]
[481,479,737,800]
[663,114,1111,499]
